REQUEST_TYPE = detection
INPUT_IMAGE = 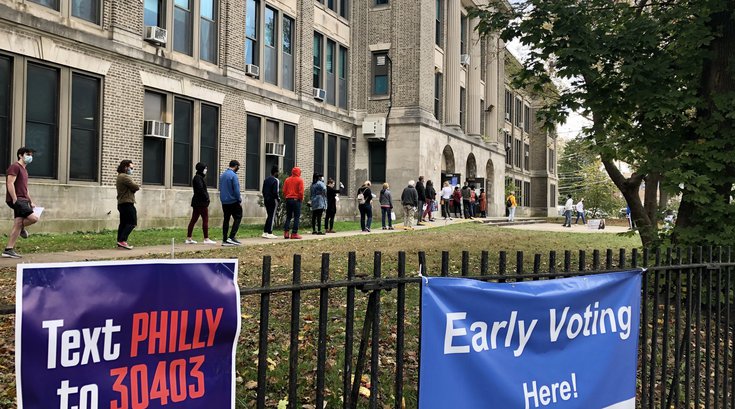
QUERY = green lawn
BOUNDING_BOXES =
[0,223,644,408]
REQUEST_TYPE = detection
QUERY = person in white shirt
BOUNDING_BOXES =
[440,181,454,220]
[562,194,574,227]
[574,198,586,224]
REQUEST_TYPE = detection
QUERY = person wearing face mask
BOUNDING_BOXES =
[115,159,140,250]
[3,147,39,259]
[220,160,243,246]
[186,162,216,244]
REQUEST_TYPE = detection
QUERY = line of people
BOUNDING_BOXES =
[440,181,488,220]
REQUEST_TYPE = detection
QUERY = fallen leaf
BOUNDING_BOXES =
[245,380,258,390]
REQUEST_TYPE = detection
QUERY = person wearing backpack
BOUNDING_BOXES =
[357,180,373,232]
[506,191,517,222]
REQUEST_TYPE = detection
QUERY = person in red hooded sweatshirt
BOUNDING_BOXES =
[282,167,304,239]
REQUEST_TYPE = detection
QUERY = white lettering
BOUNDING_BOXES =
[444,313,470,354]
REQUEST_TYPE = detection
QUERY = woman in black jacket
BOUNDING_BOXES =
[186,162,216,244]
[324,178,338,233]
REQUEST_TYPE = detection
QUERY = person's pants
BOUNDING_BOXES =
[442,200,451,218]
[508,206,516,222]
[423,199,434,220]
[359,203,373,231]
[284,199,301,233]
[187,206,209,238]
[417,200,424,222]
[324,209,336,231]
[381,207,393,228]
[463,200,471,218]
[222,202,243,240]
[564,210,572,226]
[117,203,137,242]
[404,205,415,228]
[574,211,586,224]
[454,202,461,217]
[264,199,277,234]
[311,209,324,232]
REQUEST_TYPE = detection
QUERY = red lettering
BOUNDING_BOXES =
[130,313,148,358]
[192,310,205,349]
[189,355,205,399]
[168,311,179,353]
[150,361,170,405]
[169,359,187,403]
[148,311,169,355]
[110,367,129,409]
[130,364,149,409]
[206,308,223,347]
[177,311,191,352]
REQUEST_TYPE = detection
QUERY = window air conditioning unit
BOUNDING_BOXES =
[519,121,524,129]
[265,142,286,157]
[313,87,327,101]
[460,54,471,66]
[505,112,511,121]
[245,64,260,77]
[144,26,167,45]
[362,117,387,141]
[143,120,171,138]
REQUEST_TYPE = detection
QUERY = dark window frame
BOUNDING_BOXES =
[69,72,101,181]
[371,51,390,96]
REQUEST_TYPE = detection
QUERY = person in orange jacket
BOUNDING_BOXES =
[282,167,304,239]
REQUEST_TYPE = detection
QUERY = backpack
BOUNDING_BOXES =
[506,197,513,207]
[357,189,366,205]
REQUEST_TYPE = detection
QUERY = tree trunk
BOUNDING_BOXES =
[644,173,660,224]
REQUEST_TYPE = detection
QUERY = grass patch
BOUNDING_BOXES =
[0,223,644,408]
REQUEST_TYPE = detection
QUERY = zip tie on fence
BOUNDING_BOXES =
[418,264,429,286]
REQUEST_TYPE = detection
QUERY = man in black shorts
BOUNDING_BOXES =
[4,147,39,258]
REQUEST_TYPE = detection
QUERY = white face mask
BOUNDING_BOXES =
[203,168,208,175]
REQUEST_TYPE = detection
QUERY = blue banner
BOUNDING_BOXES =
[419,271,641,409]
[16,259,240,409]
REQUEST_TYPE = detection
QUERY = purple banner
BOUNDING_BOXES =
[16,259,240,409]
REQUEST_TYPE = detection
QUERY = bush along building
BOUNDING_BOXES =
[0,0,557,232]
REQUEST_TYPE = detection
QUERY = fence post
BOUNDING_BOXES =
[564,250,571,274]
[257,256,272,409]
[606,249,613,270]
[370,252,382,409]
[441,251,449,277]
[316,253,331,409]
[549,251,557,279]
[533,254,541,281]
[395,252,406,409]
[481,251,489,276]
[593,249,600,271]
[419,251,428,276]
[631,248,638,268]
[289,255,302,409]
[462,251,470,277]
[343,253,355,409]
[499,251,507,283]
[516,251,524,280]
[619,248,626,269]
[578,250,586,272]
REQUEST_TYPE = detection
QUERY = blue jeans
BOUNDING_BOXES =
[360,203,373,231]
[574,211,586,224]
[564,210,572,226]
[381,207,392,228]
[284,199,301,233]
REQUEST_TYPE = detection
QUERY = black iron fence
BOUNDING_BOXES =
[240,246,735,409]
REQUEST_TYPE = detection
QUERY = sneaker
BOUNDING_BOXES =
[388,227,394,230]
[290,233,302,239]
[20,229,29,239]
[284,231,290,239]
[226,238,242,246]
[185,238,197,244]
[117,241,133,250]
[312,231,318,235]
[202,238,217,244]
[366,228,371,232]
[317,231,326,235]
[265,233,278,239]
[261,233,270,239]
[222,241,236,247]
[2,248,21,258]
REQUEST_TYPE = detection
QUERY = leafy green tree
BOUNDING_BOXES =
[470,0,735,247]
[577,160,626,218]
[557,138,597,203]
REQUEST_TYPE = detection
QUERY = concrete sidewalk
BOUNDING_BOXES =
[499,222,633,234]
[0,217,473,268]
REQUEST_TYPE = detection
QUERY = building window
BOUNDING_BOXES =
[434,72,442,120]
[550,184,556,207]
[172,98,193,186]
[460,14,467,55]
[144,0,165,27]
[523,181,531,207]
[245,114,261,190]
[143,91,166,185]
[0,56,12,175]
[339,137,349,194]
[480,99,485,135]
[376,0,388,5]
[282,15,294,91]
[504,89,512,122]
[435,0,442,47]
[548,149,555,174]
[340,0,349,18]
[326,39,336,105]
[514,180,523,203]
[372,51,389,96]
[327,134,337,182]
[246,114,296,185]
[72,0,100,24]
[515,97,523,128]
[245,0,259,66]
[313,131,325,178]
[523,104,531,133]
[523,143,530,171]
[368,140,386,184]
[200,104,219,187]
[26,63,59,179]
[459,86,466,131]
[313,32,323,88]
[338,46,348,109]
[174,0,193,55]
[29,0,59,11]
[505,132,512,166]
[263,6,278,85]
[200,0,217,62]
[514,139,522,168]
[70,74,100,181]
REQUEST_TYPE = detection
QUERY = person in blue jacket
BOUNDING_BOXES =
[310,173,327,235]
[219,160,242,246]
